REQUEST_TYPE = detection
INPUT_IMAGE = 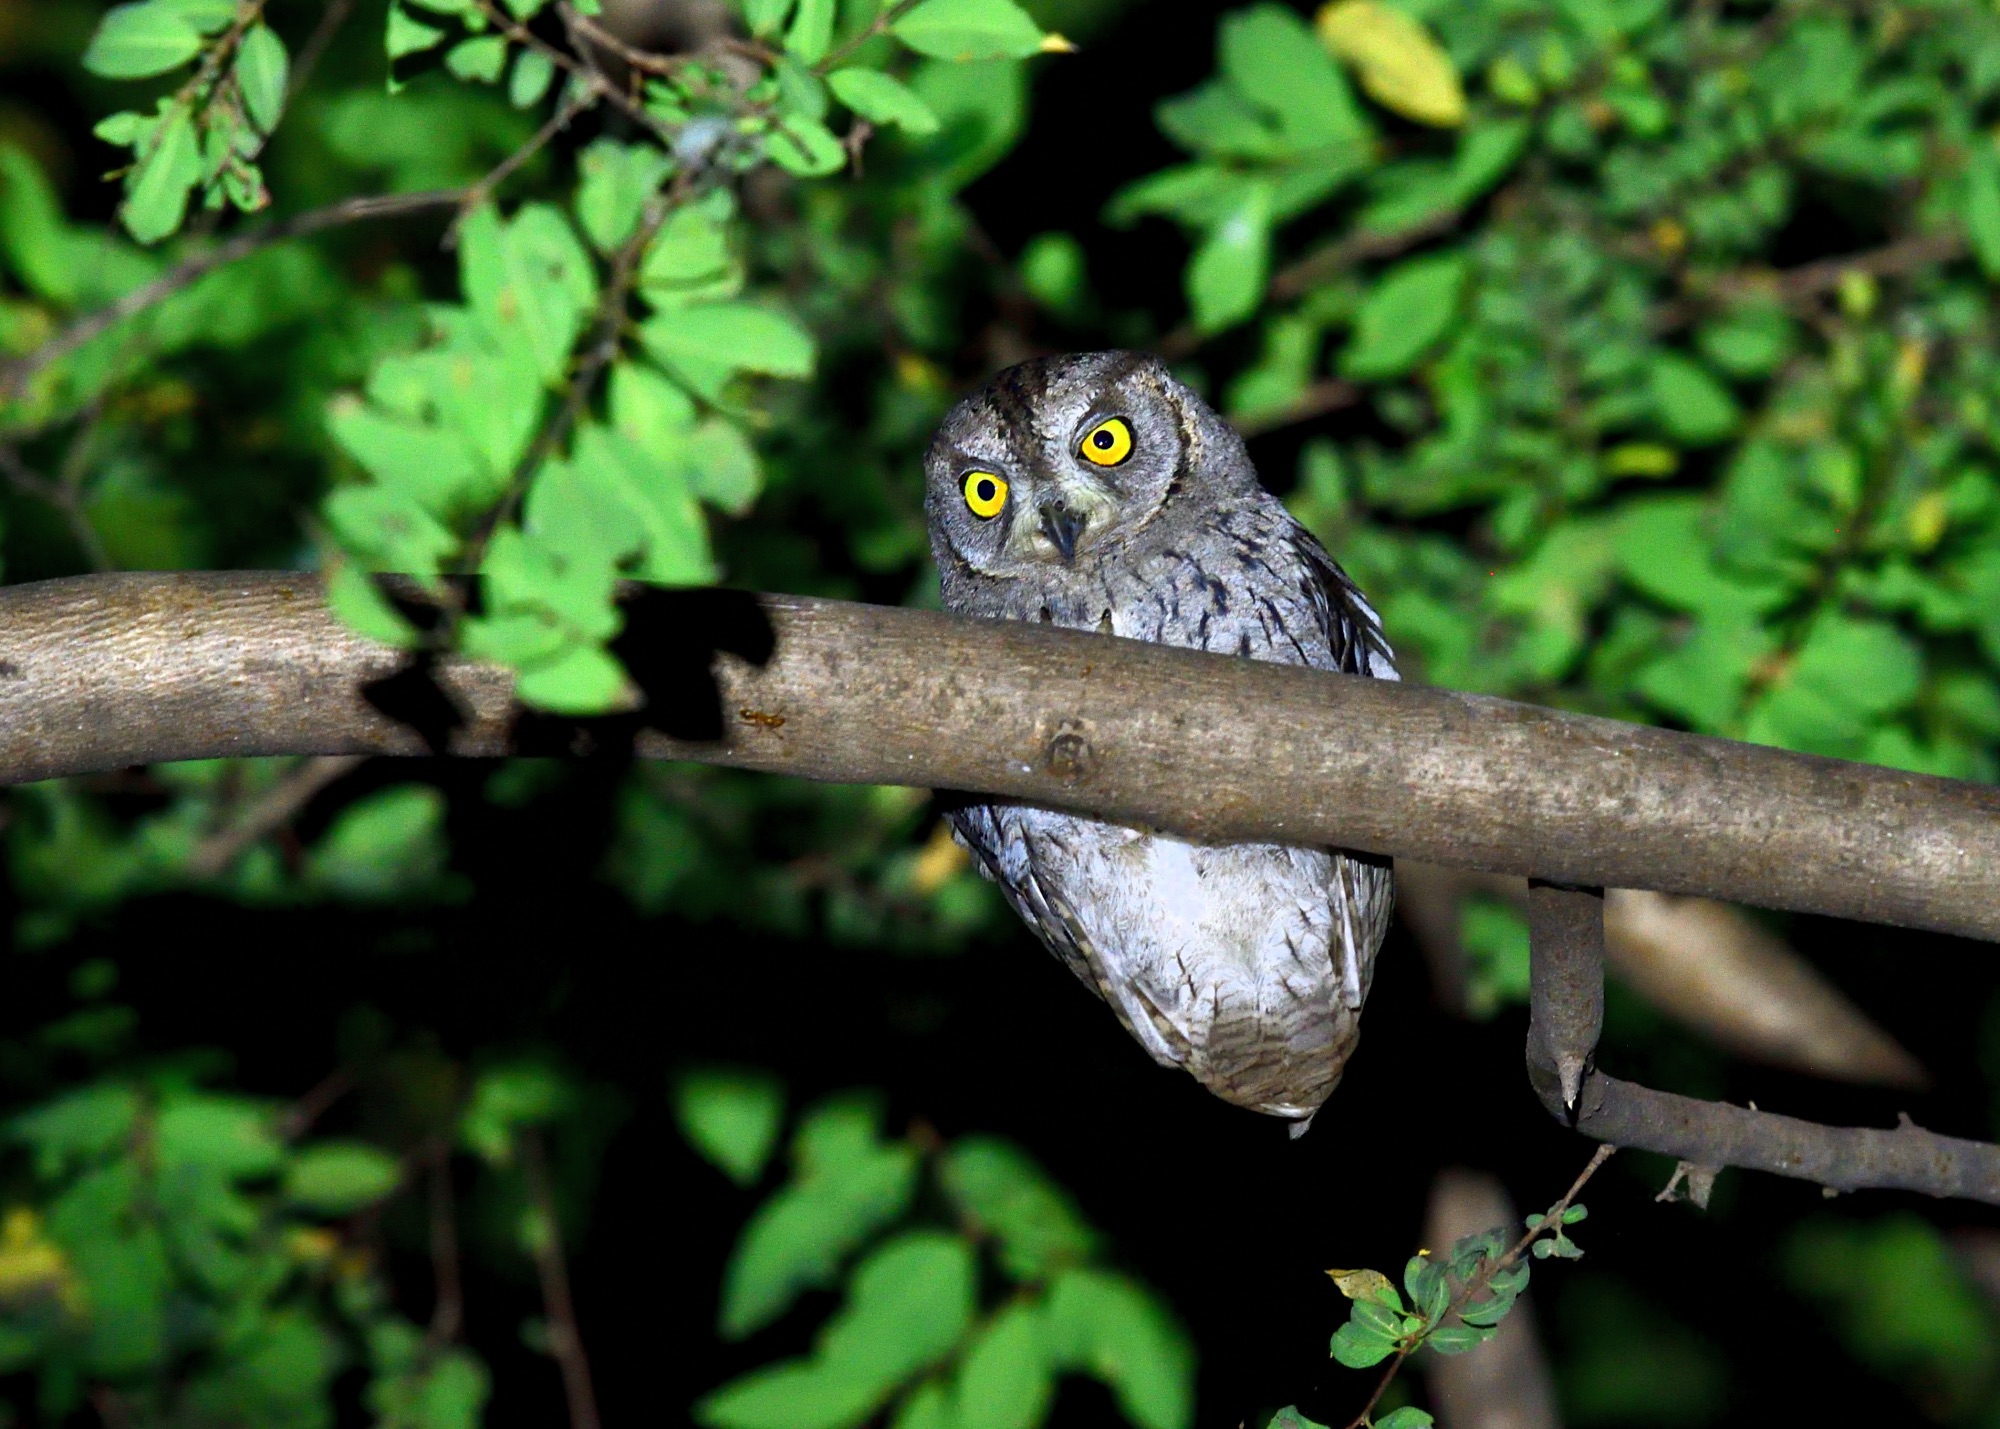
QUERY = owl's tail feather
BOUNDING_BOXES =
[1288,1111,1316,1140]
[1335,868,1364,1010]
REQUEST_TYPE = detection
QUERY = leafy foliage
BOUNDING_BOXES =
[678,1074,1191,1429]
[3,0,2000,1424]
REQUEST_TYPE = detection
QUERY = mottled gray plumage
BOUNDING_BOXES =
[924,351,1397,1131]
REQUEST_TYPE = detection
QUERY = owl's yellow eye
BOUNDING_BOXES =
[1079,417,1134,466]
[963,470,1008,518]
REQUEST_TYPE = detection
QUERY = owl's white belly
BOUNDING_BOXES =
[987,803,1367,1118]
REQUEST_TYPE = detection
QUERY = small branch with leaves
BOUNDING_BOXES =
[1275,1145,1614,1429]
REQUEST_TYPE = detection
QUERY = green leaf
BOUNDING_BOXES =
[892,0,1051,62]
[560,423,717,583]
[719,1095,921,1338]
[516,643,634,713]
[1042,1268,1192,1429]
[235,23,289,134]
[700,1234,977,1429]
[446,35,508,83]
[1649,352,1740,446]
[828,68,943,136]
[1965,147,2000,281]
[0,146,82,304]
[939,1137,1096,1282]
[9,1084,140,1177]
[510,47,557,108]
[785,0,835,64]
[1695,304,1796,379]
[1339,251,1468,381]
[640,190,738,300]
[1405,1255,1449,1324]
[955,1301,1053,1429]
[305,785,450,900]
[640,302,816,379]
[387,2,448,61]
[326,562,422,647]
[610,360,699,453]
[1267,1411,1332,1429]
[674,1069,786,1186]
[459,1064,567,1163]
[327,401,482,522]
[768,114,847,177]
[122,104,202,244]
[166,0,237,32]
[155,1093,283,1177]
[577,139,674,252]
[1329,1318,1397,1369]
[745,0,796,38]
[685,420,763,515]
[1220,4,1366,149]
[461,202,598,384]
[1458,1291,1516,1328]
[1186,178,1273,334]
[1427,1324,1495,1355]
[84,2,203,79]
[1374,1409,1435,1429]
[284,1142,404,1214]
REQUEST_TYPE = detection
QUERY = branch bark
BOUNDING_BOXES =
[3,572,2000,944]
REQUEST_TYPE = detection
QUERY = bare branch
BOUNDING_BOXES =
[185,753,364,878]
[1399,862,1926,1087]
[2,573,1999,946]
[0,190,464,406]
[520,1130,601,1429]
[1526,881,1604,1116]
[1525,880,2000,1204]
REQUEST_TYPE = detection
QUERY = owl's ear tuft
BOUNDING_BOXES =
[1154,365,1250,484]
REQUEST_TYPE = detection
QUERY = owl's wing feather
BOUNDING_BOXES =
[1287,525,1398,681]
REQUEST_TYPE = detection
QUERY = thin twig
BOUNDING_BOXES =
[558,1,683,76]
[1652,231,1967,331]
[0,443,113,571]
[473,0,676,146]
[1231,378,1362,440]
[814,0,930,74]
[427,1142,465,1347]
[448,85,599,247]
[278,1065,357,1140]
[1156,208,1466,360]
[520,1129,601,1429]
[288,0,357,99]
[0,190,464,406]
[184,753,364,878]
[1342,1146,1615,1429]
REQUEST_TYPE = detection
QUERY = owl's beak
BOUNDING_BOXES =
[1039,502,1087,561]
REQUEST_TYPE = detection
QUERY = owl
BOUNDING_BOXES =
[924,351,1399,1133]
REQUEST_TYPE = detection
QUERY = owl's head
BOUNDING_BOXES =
[924,351,1250,581]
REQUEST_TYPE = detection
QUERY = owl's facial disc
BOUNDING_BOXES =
[1004,468,1116,565]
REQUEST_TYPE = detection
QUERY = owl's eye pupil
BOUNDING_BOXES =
[976,478,996,501]
[1091,430,1114,449]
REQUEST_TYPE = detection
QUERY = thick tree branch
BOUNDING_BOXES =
[2,572,1999,945]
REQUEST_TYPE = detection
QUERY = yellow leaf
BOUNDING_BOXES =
[1316,0,1465,128]
[1326,1266,1397,1303]
[910,821,970,896]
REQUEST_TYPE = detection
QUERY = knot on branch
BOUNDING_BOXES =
[1043,718,1096,785]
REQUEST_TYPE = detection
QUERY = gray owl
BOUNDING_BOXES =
[924,351,1398,1133]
